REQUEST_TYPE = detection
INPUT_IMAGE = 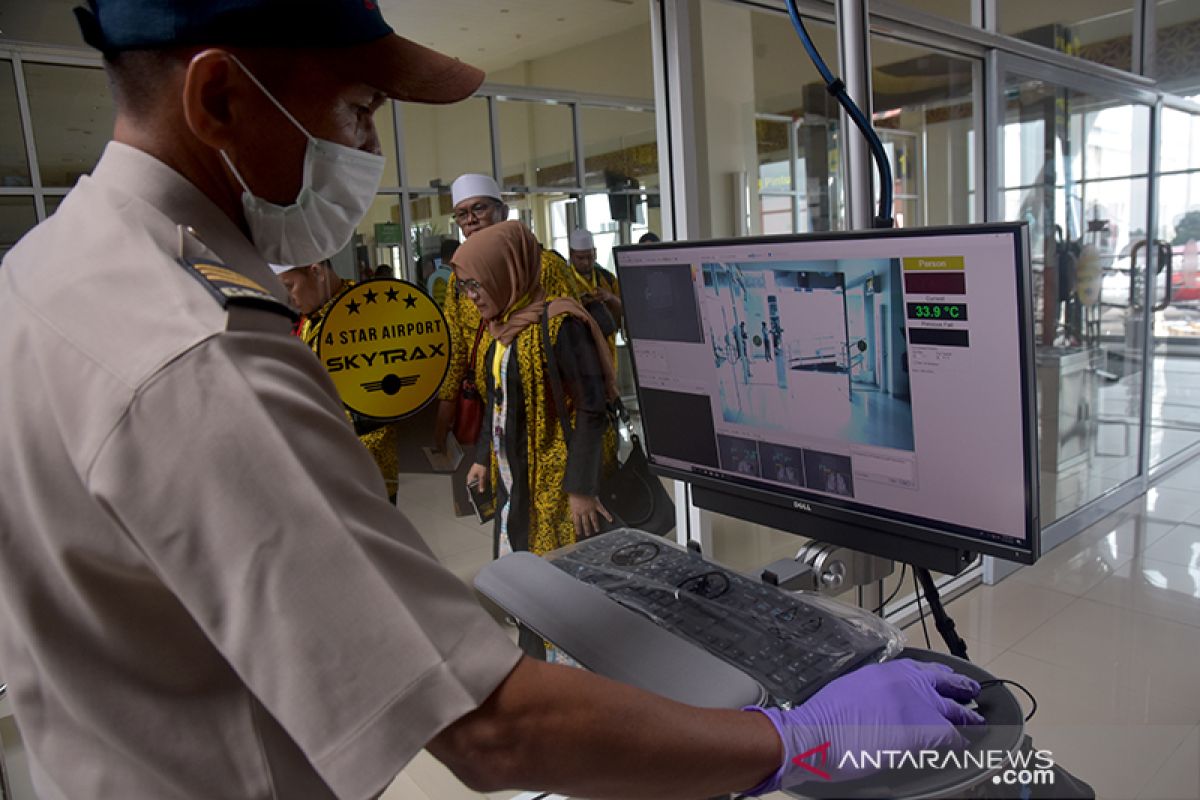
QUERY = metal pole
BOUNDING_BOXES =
[1138,100,1162,481]
[836,0,875,231]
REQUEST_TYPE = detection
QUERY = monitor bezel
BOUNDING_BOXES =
[614,222,1041,566]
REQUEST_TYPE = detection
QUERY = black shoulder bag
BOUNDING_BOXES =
[541,313,675,536]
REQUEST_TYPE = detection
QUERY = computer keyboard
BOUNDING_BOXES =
[549,529,893,705]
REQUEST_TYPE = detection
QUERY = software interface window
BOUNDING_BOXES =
[618,230,1033,550]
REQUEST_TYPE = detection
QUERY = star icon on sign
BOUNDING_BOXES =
[403,294,418,309]
[347,299,361,315]
[364,288,378,304]
[385,287,400,302]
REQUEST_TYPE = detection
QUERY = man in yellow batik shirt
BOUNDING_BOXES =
[274,260,401,501]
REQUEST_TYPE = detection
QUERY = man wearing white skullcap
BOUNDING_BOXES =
[449,173,505,237]
[434,175,580,457]
[567,228,623,341]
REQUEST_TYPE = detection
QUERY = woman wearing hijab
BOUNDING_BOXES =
[456,222,617,648]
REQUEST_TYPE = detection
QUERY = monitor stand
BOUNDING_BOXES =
[758,543,971,661]
[914,566,970,660]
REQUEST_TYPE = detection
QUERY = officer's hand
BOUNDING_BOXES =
[466,463,488,490]
[433,399,456,452]
[569,493,612,539]
[742,659,983,795]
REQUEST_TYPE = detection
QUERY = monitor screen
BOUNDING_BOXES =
[614,223,1039,566]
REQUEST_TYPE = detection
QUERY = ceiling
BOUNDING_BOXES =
[379,0,647,74]
[0,0,650,76]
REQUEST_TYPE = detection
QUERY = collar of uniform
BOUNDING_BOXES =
[88,142,288,304]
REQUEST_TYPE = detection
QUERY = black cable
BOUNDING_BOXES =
[872,562,907,615]
[980,678,1038,723]
[784,0,894,228]
[911,568,931,648]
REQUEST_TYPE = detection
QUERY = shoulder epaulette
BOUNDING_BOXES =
[176,257,298,321]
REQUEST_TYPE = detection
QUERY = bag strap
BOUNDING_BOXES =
[467,323,485,368]
[463,323,486,388]
[542,312,632,448]
[541,312,575,446]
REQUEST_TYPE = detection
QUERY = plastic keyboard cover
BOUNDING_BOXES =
[549,529,904,705]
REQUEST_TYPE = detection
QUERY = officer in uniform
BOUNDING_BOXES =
[0,2,985,798]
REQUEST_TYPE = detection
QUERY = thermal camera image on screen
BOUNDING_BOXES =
[701,258,913,452]
[616,225,1038,561]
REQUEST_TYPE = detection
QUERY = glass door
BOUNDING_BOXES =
[1149,103,1200,470]
[994,55,1157,530]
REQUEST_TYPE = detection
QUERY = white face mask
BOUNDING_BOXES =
[220,55,385,266]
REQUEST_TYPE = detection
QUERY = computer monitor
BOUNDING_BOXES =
[614,223,1039,573]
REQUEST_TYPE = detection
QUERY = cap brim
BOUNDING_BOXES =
[350,34,484,104]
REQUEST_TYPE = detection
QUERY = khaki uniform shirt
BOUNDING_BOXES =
[297,281,402,499]
[0,142,520,800]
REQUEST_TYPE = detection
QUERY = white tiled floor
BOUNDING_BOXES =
[383,456,1200,800]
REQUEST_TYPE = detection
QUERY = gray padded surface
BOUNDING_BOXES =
[475,552,766,709]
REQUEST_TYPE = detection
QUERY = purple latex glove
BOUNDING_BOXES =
[742,659,984,795]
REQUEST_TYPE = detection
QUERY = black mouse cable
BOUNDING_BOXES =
[872,562,908,615]
[911,569,931,648]
[978,678,1038,723]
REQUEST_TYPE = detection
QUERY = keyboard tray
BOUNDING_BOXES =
[475,551,767,709]
[549,529,901,704]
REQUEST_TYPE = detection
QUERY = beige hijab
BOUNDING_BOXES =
[452,220,618,401]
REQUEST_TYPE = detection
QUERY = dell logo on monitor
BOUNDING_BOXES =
[793,501,813,512]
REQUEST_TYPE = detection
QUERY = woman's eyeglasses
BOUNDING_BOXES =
[456,277,484,297]
[452,201,498,224]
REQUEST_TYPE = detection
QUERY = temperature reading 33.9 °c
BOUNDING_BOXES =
[906,302,968,321]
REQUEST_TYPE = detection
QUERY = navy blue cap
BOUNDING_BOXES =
[75,0,484,103]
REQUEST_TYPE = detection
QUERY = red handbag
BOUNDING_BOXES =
[453,324,487,446]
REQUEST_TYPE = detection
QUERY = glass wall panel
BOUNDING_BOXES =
[998,0,1135,73]
[746,4,846,234]
[1000,72,1151,523]
[354,195,406,282]
[756,116,802,233]
[886,0,974,25]
[0,60,31,188]
[23,62,113,187]
[376,104,399,188]
[0,197,38,259]
[579,105,659,243]
[1154,1,1200,93]
[869,37,979,227]
[400,97,492,190]
[1150,106,1200,467]
[497,99,575,189]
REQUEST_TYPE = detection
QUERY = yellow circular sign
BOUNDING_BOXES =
[315,279,450,420]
